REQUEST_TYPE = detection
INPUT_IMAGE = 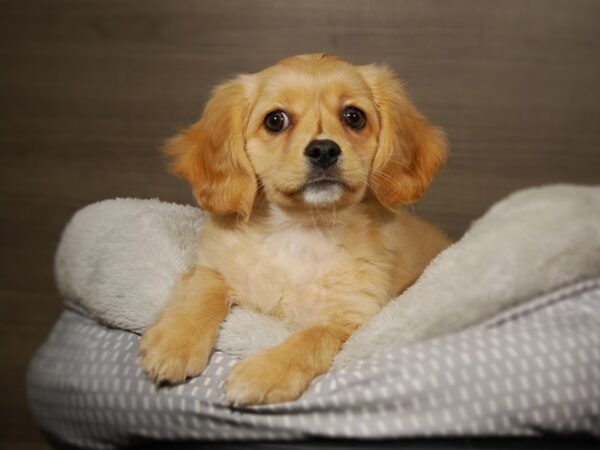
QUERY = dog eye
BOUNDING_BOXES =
[341,106,366,130]
[264,110,290,132]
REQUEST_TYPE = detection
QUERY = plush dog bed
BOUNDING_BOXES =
[27,185,600,449]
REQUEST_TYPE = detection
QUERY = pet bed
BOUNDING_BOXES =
[27,185,600,449]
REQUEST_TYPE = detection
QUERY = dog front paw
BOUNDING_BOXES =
[224,349,312,406]
[138,320,212,385]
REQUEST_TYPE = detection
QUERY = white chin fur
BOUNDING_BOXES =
[302,183,343,206]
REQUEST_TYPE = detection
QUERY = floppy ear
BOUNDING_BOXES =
[360,65,448,208]
[165,77,257,218]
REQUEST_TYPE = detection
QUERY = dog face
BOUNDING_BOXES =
[244,55,380,210]
[167,54,447,217]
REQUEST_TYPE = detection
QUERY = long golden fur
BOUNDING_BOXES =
[139,53,451,405]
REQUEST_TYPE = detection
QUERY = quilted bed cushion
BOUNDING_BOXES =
[28,277,600,449]
[27,185,600,448]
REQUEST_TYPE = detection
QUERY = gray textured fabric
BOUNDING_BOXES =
[28,278,600,449]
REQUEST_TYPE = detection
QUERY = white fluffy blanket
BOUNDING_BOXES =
[55,185,600,366]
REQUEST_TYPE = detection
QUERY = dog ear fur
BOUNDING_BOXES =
[166,77,257,218]
[360,64,448,207]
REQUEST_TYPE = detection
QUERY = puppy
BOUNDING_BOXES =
[139,53,450,406]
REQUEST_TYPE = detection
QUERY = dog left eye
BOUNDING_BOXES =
[264,110,290,132]
[341,106,366,130]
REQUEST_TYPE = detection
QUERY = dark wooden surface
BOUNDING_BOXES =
[1,0,599,448]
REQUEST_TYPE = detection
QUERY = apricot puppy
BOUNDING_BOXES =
[139,53,450,405]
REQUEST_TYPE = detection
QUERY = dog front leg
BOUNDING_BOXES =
[139,265,230,384]
[224,324,353,406]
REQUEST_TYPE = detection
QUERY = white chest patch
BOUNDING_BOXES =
[217,224,344,322]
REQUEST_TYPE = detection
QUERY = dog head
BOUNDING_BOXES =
[167,54,447,218]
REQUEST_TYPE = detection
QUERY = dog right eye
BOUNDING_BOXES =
[264,110,290,132]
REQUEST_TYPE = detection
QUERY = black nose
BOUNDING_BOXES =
[304,139,341,169]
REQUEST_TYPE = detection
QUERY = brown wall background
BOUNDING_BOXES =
[1,0,599,447]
